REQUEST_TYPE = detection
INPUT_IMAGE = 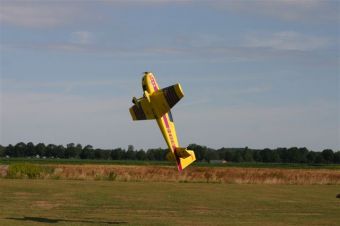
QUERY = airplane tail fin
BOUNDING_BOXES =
[174,147,196,172]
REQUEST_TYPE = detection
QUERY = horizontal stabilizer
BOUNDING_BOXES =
[174,148,196,171]
[179,150,196,171]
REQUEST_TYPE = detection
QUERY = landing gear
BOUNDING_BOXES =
[132,97,138,104]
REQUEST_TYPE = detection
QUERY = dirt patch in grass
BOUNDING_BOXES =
[0,165,8,177]
[33,201,60,210]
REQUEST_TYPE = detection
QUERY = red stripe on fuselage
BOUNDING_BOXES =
[149,75,175,147]
[148,75,182,171]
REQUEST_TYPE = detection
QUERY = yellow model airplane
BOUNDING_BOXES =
[129,72,196,171]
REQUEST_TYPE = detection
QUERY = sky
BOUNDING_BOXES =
[0,0,339,151]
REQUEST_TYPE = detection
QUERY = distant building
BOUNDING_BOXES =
[210,160,227,164]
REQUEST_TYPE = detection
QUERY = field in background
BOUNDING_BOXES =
[1,158,340,169]
[0,179,339,226]
[1,163,340,184]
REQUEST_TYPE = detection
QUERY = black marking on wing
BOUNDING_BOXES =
[132,104,146,120]
[163,85,180,109]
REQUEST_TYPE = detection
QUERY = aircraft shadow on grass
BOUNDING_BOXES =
[6,216,128,224]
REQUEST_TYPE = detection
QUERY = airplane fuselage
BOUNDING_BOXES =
[142,73,180,154]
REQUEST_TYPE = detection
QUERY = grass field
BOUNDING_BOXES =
[1,158,340,169]
[0,179,339,226]
[1,163,340,184]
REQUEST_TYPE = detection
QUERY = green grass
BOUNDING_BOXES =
[0,179,339,225]
[1,158,339,169]
[6,163,54,179]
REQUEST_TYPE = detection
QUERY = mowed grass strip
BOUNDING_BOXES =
[0,179,339,226]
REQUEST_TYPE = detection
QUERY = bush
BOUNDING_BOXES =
[107,171,117,181]
[7,163,53,179]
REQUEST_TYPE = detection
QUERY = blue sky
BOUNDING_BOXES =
[1,0,339,151]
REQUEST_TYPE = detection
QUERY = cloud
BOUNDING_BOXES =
[3,79,124,95]
[210,0,339,23]
[2,42,185,57]
[1,0,338,29]
[243,31,331,51]
[0,0,195,29]
[0,2,83,28]
[70,31,94,45]
[2,41,336,69]
[102,0,192,5]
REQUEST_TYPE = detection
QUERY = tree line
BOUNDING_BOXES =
[0,142,339,164]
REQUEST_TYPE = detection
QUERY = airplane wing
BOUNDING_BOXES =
[129,97,155,121]
[162,84,184,109]
[130,83,184,120]
[150,83,184,118]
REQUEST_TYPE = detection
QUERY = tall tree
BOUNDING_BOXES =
[65,143,77,158]
[322,149,334,163]
[14,142,27,157]
[80,145,94,159]
[26,142,35,156]
[125,149,136,160]
[224,151,233,162]
[0,145,4,157]
[253,150,263,162]
[45,144,57,157]
[306,151,317,163]
[242,147,254,162]
[333,151,340,164]
[111,148,124,160]
[75,144,83,158]
[4,144,14,157]
[315,152,325,163]
[127,145,134,152]
[136,149,147,160]
[56,145,65,158]
[232,151,243,162]
[35,143,46,157]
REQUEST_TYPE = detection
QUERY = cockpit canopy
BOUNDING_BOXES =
[142,75,147,91]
